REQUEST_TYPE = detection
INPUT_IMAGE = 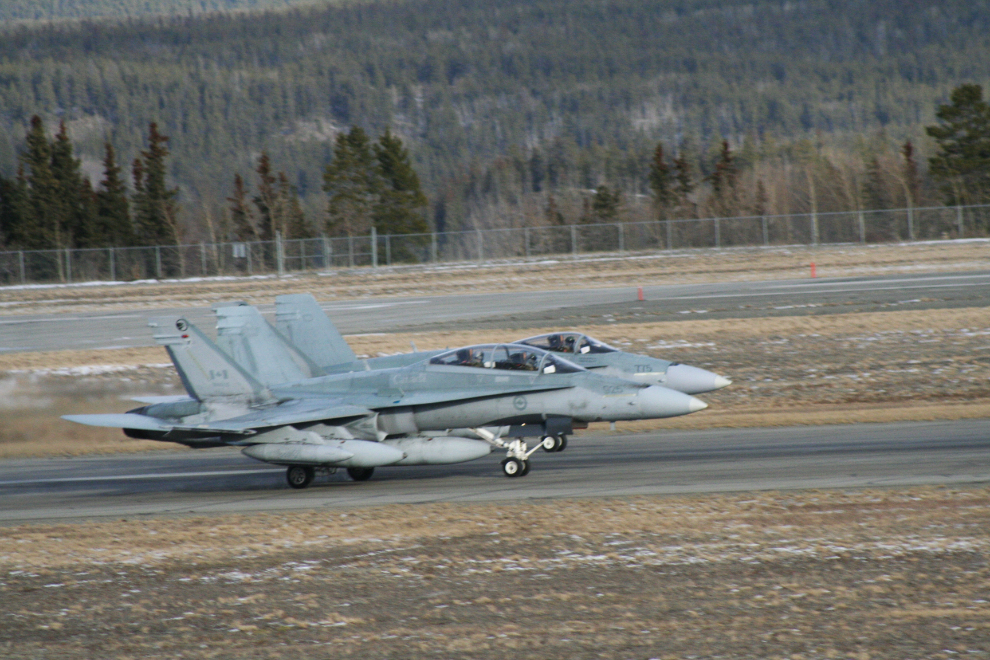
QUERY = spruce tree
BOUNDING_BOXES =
[253,153,278,243]
[323,126,380,237]
[132,122,179,247]
[278,172,312,239]
[648,142,674,218]
[50,121,94,248]
[19,116,58,251]
[926,84,990,205]
[95,141,133,247]
[227,173,257,241]
[372,129,428,236]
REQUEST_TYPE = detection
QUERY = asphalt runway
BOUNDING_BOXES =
[2,271,989,353]
[2,420,989,523]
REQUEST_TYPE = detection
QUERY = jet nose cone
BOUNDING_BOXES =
[688,396,708,413]
[665,364,731,394]
[638,386,707,418]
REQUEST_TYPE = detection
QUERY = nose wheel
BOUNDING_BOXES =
[501,457,531,477]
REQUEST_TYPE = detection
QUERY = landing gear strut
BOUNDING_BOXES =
[473,428,541,478]
[286,465,315,489]
[347,467,375,482]
[540,435,568,453]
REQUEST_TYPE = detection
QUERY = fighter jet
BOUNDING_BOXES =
[272,294,731,395]
[64,314,708,488]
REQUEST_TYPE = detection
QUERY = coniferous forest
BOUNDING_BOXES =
[1,0,990,253]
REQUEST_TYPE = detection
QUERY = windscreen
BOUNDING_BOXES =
[430,344,585,374]
[519,333,618,355]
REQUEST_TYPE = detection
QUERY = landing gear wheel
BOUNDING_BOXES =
[556,435,568,453]
[286,465,314,489]
[347,467,375,482]
[540,436,559,452]
[501,457,526,477]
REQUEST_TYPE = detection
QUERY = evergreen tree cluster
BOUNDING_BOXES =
[0,118,178,251]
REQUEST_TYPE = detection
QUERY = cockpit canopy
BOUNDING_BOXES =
[518,332,618,356]
[429,343,586,374]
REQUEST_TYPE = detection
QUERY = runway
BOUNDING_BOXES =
[2,271,990,352]
[2,420,989,523]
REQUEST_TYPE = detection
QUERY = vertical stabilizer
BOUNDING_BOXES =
[275,294,357,368]
[214,304,318,386]
[150,316,273,403]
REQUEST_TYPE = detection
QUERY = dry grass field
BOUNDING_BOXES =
[2,487,988,658]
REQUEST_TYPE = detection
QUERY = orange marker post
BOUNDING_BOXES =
[810,262,817,278]
[637,286,645,301]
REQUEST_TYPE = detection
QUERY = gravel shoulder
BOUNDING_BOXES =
[2,487,988,659]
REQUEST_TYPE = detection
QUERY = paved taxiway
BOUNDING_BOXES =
[2,271,989,353]
[2,420,989,523]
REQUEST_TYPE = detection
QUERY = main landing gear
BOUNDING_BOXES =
[540,435,568,453]
[286,465,315,489]
[286,465,368,489]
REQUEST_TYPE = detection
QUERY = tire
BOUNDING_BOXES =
[556,435,568,453]
[519,460,531,476]
[540,436,558,452]
[501,457,524,477]
[347,467,375,482]
[286,465,314,489]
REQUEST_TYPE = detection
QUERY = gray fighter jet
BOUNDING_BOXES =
[272,294,730,395]
[64,314,707,488]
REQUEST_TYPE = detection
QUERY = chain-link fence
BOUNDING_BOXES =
[1,204,987,286]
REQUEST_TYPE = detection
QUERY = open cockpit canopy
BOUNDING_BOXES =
[518,332,618,356]
[429,343,586,374]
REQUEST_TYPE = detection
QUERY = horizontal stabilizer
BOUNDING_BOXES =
[62,413,173,431]
[130,395,197,405]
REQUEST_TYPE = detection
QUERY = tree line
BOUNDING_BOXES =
[0,119,430,253]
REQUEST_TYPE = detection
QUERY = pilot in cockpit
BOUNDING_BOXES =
[547,334,563,351]
[564,335,576,353]
[456,347,483,367]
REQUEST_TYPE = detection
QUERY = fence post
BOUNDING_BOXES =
[431,232,438,263]
[385,234,391,266]
[858,209,866,244]
[761,215,768,247]
[65,248,72,283]
[348,235,354,267]
[246,243,253,275]
[200,242,207,276]
[956,205,964,237]
[300,239,306,269]
[109,248,116,281]
[714,218,721,248]
[665,219,673,250]
[570,224,577,256]
[618,222,625,252]
[811,210,819,246]
[371,226,378,267]
[322,235,331,269]
[155,246,162,279]
[476,228,483,262]
[276,231,285,277]
[907,205,915,241]
[524,226,530,257]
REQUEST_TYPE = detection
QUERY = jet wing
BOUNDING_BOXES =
[64,399,373,436]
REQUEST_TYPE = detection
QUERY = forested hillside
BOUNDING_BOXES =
[1,0,989,243]
[0,0,322,24]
